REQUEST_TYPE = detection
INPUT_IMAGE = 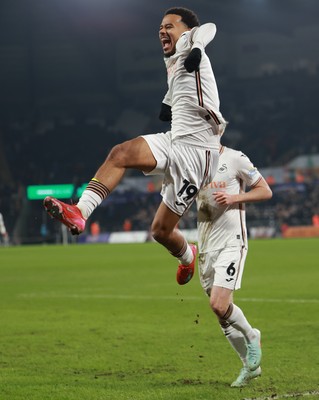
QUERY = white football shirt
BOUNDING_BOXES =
[197,146,262,252]
[163,23,227,139]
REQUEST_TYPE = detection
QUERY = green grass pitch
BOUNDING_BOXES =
[0,238,318,400]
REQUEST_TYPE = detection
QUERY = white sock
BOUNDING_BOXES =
[226,304,256,343]
[77,190,103,219]
[220,323,247,366]
[178,244,194,265]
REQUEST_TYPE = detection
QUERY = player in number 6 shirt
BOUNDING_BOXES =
[196,145,272,387]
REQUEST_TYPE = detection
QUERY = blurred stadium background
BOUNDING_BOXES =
[0,0,318,245]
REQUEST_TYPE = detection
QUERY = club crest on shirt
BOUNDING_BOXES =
[218,163,227,173]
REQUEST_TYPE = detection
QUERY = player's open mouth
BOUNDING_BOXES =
[161,37,171,52]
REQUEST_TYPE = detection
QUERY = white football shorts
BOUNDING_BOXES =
[198,246,247,294]
[141,130,219,216]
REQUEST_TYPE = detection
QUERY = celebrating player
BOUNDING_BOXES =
[44,7,226,285]
[196,145,272,387]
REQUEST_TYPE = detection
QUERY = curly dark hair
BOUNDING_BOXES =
[164,7,200,28]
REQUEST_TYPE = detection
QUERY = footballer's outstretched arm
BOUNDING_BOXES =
[184,23,216,72]
[191,23,217,51]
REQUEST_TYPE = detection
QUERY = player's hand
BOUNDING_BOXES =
[159,103,172,121]
[184,48,202,72]
[213,191,235,206]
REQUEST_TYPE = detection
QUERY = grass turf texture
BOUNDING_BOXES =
[0,239,318,400]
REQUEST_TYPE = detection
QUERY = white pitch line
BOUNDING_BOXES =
[18,293,202,301]
[18,292,319,304]
[239,298,319,304]
[243,390,319,400]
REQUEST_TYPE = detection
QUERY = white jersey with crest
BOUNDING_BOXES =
[196,146,262,252]
[163,23,227,140]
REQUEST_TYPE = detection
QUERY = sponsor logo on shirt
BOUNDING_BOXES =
[204,181,227,190]
[248,167,258,178]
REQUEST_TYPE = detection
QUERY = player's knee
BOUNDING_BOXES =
[151,225,165,244]
[210,299,229,319]
[151,221,169,244]
[107,141,130,167]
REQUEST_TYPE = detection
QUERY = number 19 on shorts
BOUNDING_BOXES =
[175,179,198,206]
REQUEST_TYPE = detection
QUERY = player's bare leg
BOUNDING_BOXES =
[210,286,233,318]
[151,202,197,284]
[44,137,156,234]
[211,287,248,365]
[210,286,262,386]
[76,137,157,217]
[94,137,157,192]
[151,202,184,255]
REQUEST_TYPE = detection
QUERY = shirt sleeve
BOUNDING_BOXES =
[190,23,217,51]
[162,89,172,106]
[236,152,262,187]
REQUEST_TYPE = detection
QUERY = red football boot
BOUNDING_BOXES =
[43,196,86,235]
[176,243,197,285]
